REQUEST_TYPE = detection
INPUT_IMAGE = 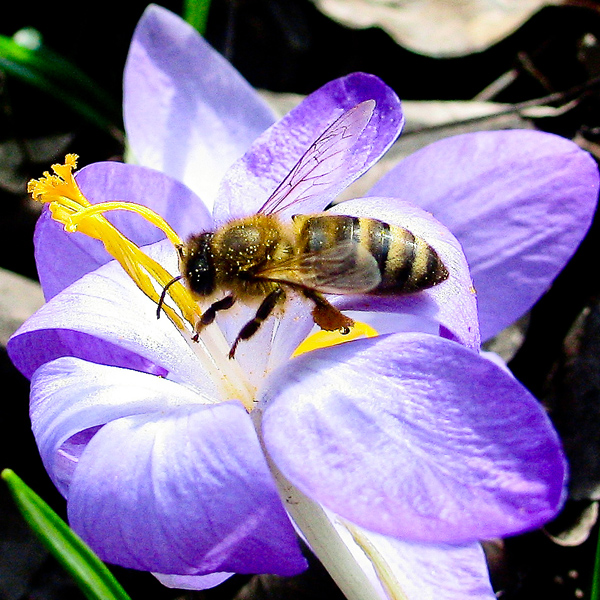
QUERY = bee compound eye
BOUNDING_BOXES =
[185,233,216,296]
[188,260,215,296]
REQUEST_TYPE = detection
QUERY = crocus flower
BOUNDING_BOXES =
[8,5,598,599]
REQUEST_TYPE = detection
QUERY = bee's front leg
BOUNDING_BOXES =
[193,294,236,341]
[228,287,285,359]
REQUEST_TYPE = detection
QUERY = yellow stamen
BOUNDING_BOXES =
[63,202,182,247]
[292,321,379,357]
[28,155,201,331]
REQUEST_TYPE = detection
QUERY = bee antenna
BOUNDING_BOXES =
[157,275,183,319]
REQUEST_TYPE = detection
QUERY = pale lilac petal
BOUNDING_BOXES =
[214,73,403,223]
[213,291,314,378]
[30,356,305,576]
[361,535,495,600]
[328,197,479,350]
[29,357,216,495]
[35,161,211,300]
[369,130,599,340]
[261,332,566,543]
[124,5,275,208]
[328,515,495,600]
[153,572,232,590]
[342,310,442,338]
[13,237,304,393]
[67,402,306,576]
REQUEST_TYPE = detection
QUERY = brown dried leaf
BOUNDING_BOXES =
[0,268,44,348]
[545,500,598,546]
[312,0,562,57]
[546,302,600,502]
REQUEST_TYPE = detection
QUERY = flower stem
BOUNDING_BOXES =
[264,456,388,600]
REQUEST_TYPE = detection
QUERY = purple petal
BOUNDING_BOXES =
[35,161,211,300]
[29,357,216,495]
[9,241,217,395]
[261,332,566,543]
[124,5,275,208]
[214,73,403,224]
[76,162,212,241]
[328,197,479,350]
[369,130,599,340]
[66,402,306,576]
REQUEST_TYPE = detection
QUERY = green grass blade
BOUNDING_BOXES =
[0,32,123,139]
[0,33,119,112]
[591,522,600,600]
[183,0,212,35]
[2,469,131,600]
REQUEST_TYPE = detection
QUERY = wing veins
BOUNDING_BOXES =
[259,100,376,215]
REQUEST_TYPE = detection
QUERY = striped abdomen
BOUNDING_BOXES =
[293,214,448,293]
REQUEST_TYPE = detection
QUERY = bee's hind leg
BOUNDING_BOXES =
[303,290,354,334]
[229,287,285,359]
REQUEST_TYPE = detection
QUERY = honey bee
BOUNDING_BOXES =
[161,100,448,358]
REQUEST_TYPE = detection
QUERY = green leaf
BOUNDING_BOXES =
[0,31,123,140]
[183,0,212,36]
[2,469,131,600]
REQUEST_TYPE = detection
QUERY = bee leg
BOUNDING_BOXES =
[192,294,236,341]
[228,287,285,359]
[303,290,354,334]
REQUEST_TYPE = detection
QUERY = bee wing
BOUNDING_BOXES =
[259,241,382,294]
[258,100,376,216]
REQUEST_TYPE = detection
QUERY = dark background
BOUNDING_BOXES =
[3,1,600,598]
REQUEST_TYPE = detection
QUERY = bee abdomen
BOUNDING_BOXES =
[296,213,361,252]
[377,223,448,292]
[295,214,448,293]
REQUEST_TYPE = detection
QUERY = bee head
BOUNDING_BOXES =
[182,232,216,296]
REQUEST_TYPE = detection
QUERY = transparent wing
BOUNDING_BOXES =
[258,100,376,215]
[257,241,381,294]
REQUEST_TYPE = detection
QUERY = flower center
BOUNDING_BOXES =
[29,156,379,410]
